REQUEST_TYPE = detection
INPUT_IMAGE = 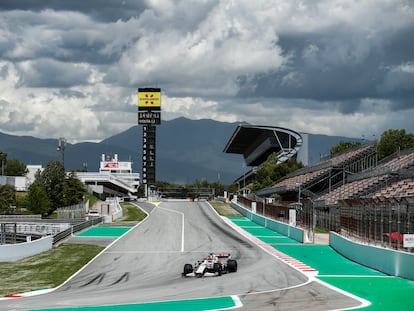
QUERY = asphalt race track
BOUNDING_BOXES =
[0,201,361,310]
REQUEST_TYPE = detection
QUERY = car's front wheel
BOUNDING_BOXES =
[183,263,193,275]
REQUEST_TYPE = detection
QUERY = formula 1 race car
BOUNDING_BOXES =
[182,253,238,277]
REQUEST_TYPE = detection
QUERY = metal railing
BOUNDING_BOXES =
[53,217,103,244]
[0,233,42,244]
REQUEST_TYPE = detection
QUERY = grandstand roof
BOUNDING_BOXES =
[223,125,303,166]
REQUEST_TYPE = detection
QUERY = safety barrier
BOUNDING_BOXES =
[230,199,304,243]
[330,232,414,280]
[0,217,103,262]
[53,217,103,244]
[0,215,42,220]
[232,197,414,280]
[0,236,53,262]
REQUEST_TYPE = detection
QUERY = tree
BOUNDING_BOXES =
[0,151,28,176]
[377,129,414,160]
[330,141,362,156]
[0,184,16,214]
[251,154,304,191]
[194,178,209,188]
[210,181,225,196]
[136,184,145,197]
[36,160,66,211]
[4,158,28,176]
[26,182,51,216]
[63,172,86,206]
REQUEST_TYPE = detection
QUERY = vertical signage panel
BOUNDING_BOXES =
[138,88,161,190]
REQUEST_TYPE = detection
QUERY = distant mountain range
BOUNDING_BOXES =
[0,117,361,184]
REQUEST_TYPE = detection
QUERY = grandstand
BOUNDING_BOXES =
[224,125,303,166]
[317,175,389,205]
[223,122,414,248]
[256,143,414,207]
[315,147,414,207]
[224,125,303,193]
[256,142,377,200]
[371,178,414,199]
[231,129,414,248]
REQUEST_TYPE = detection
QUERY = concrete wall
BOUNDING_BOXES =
[231,199,304,243]
[0,236,53,262]
[330,232,414,280]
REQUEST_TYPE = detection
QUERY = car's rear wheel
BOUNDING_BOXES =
[227,259,237,272]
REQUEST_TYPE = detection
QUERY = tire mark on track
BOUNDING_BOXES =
[197,202,254,251]
[80,273,106,287]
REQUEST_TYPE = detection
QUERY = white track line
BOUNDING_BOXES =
[214,207,371,309]
[158,206,185,252]
[221,216,319,276]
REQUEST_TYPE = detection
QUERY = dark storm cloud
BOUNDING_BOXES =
[0,9,125,65]
[0,0,148,22]
[379,67,414,99]
[0,0,413,142]
[389,99,414,111]
[237,23,414,114]
[55,30,122,64]
[382,26,414,63]
[17,59,91,88]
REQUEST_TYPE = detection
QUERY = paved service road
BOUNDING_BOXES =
[0,202,360,310]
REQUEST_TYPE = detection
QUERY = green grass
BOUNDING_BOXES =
[0,201,147,297]
[209,201,242,217]
[119,202,147,221]
[0,243,104,297]
[86,194,100,208]
[315,227,330,233]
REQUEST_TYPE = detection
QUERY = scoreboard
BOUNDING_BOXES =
[137,88,161,186]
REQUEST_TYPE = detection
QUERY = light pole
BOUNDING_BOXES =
[57,137,67,170]
[242,162,246,197]
[296,182,301,204]
[312,199,316,244]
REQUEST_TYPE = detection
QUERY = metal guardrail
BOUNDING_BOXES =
[53,217,103,244]
[0,233,42,244]
[0,215,42,220]
[1,216,103,247]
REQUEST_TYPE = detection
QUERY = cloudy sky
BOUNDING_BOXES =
[0,0,413,143]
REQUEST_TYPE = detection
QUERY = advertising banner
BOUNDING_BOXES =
[403,234,414,248]
[289,209,297,227]
[251,202,256,214]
